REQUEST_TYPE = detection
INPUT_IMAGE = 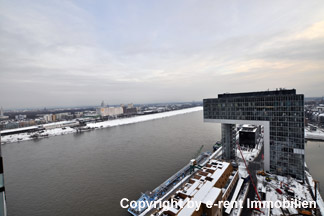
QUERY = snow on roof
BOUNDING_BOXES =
[223,172,238,196]
[225,179,244,214]
[202,187,221,204]
[177,161,231,216]
[210,169,225,182]
[178,181,214,216]
[195,181,214,201]
[166,206,179,214]
[184,180,201,196]
[210,162,229,181]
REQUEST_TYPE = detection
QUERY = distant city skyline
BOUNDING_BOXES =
[1,0,324,109]
[0,100,202,111]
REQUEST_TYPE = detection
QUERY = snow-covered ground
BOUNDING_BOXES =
[1,107,203,144]
[256,173,312,216]
[86,106,202,129]
[237,143,262,163]
[305,169,324,215]
[236,135,263,170]
[254,170,324,216]
[1,126,76,144]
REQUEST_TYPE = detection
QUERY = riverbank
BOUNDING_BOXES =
[3,110,323,216]
[0,106,203,144]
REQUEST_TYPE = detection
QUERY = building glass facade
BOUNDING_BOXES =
[203,89,305,180]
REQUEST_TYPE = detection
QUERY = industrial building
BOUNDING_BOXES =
[204,89,305,180]
[122,103,137,116]
[153,160,240,216]
[96,106,123,117]
[95,101,123,117]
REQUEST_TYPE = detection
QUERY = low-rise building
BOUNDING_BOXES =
[74,112,83,118]
[55,112,73,121]
[43,114,53,122]
[153,160,239,216]
[83,111,99,118]
[96,107,123,117]
[15,114,27,120]
[122,103,137,116]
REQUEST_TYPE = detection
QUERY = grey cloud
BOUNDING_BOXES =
[1,0,324,108]
[257,39,324,61]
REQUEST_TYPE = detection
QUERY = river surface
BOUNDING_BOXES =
[305,140,324,194]
[2,111,323,216]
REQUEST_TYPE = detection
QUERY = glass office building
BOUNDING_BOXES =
[203,89,304,180]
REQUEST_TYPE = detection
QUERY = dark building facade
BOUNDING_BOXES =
[203,89,305,180]
[239,125,259,148]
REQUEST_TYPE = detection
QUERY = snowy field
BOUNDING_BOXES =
[1,107,203,144]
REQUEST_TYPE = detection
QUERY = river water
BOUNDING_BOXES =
[2,111,323,216]
[305,140,324,194]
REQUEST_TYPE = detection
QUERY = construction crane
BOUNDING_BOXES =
[236,141,264,214]
[189,145,204,173]
[193,145,204,159]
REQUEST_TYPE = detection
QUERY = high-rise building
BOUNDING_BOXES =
[0,107,9,121]
[101,101,105,107]
[203,89,305,180]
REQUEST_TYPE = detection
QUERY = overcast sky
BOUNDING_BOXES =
[1,0,324,109]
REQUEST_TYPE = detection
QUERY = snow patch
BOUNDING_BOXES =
[1,107,203,144]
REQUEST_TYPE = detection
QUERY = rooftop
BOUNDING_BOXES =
[217,89,297,99]
[154,160,236,216]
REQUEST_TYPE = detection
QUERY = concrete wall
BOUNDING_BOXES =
[205,119,270,172]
